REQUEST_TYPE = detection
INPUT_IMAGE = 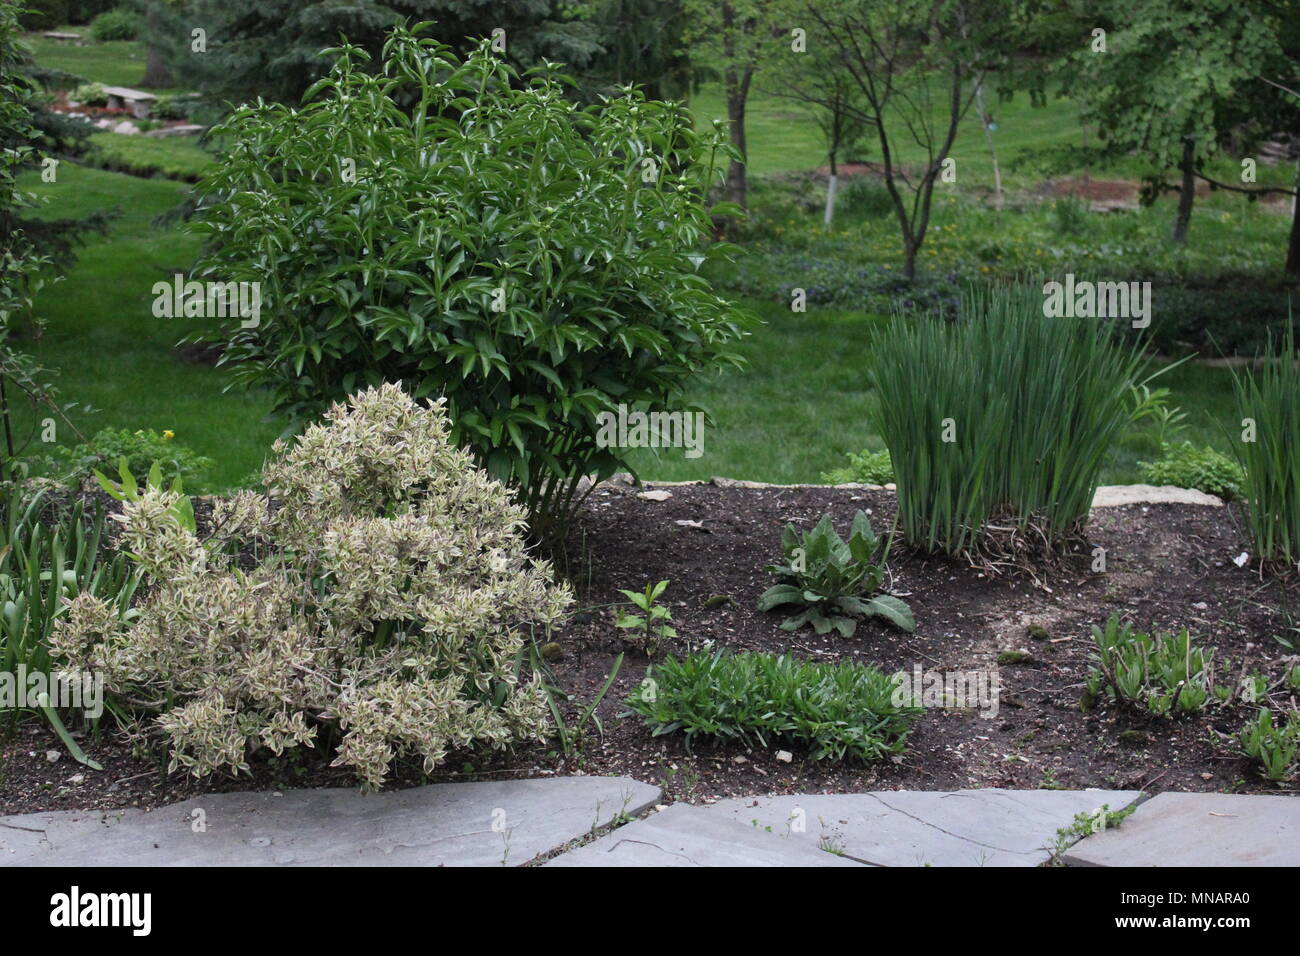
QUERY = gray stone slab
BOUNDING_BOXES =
[1063,792,1300,867]
[548,803,864,867]
[703,789,1143,867]
[0,776,659,867]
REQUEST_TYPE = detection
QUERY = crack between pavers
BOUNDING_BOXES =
[0,822,47,834]
[862,793,1035,858]
[605,838,706,865]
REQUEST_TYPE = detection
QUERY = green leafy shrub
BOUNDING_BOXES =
[614,579,675,657]
[624,650,921,761]
[17,0,70,31]
[88,8,140,41]
[69,81,107,106]
[868,287,1157,555]
[1085,616,1218,717]
[50,427,213,491]
[1137,441,1243,500]
[839,177,894,219]
[1238,707,1299,781]
[1146,280,1297,357]
[52,384,573,790]
[821,448,893,485]
[1050,197,1091,236]
[67,0,117,25]
[1230,330,1300,567]
[190,25,750,543]
[757,511,914,636]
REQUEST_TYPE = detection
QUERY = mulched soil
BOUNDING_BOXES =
[3,480,1298,814]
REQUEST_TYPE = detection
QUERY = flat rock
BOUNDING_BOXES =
[0,776,659,867]
[702,789,1143,867]
[143,124,205,138]
[1091,484,1222,507]
[1063,792,1300,867]
[547,803,863,867]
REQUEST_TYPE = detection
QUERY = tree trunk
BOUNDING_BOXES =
[140,8,173,90]
[902,241,918,282]
[1172,139,1195,244]
[724,66,751,212]
[824,154,838,229]
[975,82,1002,211]
[1286,189,1300,277]
[1288,160,1300,277]
[141,46,173,89]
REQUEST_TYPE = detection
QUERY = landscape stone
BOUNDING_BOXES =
[547,803,863,867]
[1090,484,1223,507]
[701,788,1143,866]
[0,776,659,867]
[1062,792,1300,867]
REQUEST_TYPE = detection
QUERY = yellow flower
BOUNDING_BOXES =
[163,430,175,441]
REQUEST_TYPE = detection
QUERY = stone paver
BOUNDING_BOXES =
[1063,792,1300,867]
[0,776,659,867]
[547,803,863,867]
[700,789,1143,867]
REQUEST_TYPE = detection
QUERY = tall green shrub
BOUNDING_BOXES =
[868,287,1155,555]
[190,25,749,542]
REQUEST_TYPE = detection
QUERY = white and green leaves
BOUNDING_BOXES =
[757,510,914,636]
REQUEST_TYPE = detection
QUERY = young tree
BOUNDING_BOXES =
[1059,0,1289,245]
[762,18,867,227]
[798,0,1009,280]
[682,0,781,212]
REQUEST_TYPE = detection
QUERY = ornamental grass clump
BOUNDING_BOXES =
[52,384,572,789]
[1229,327,1300,568]
[868,286,1156,557]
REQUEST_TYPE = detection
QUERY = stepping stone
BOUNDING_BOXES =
[547,803,863,867]
[1062,792,1300,867]
[0,776,659,867]
[701,788,1143,867]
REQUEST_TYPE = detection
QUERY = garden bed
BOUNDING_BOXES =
[1,482,1296,815]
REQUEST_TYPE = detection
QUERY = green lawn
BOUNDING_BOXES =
[626,298,1239,486]
[15,164,280,490]
[8,38,1262,494]
[687,80,1296,192]
[26,29,174,91]
[12,164,1246,493]
[86,131,214,181]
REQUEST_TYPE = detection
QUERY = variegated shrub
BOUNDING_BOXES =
[52,384,572,789]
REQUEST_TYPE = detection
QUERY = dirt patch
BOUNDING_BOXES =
[3,483,1297,814]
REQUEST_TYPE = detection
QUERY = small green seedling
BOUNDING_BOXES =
[615,580,676,656]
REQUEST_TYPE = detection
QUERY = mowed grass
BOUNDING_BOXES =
[627,298,1239,486]
[86,131,214,181]
[14,163,280,490]
[11,38,1252,493]
[26,29,173,91]
[687,80,1296,191]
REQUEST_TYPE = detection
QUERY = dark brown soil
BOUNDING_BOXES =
[3,481,1298,814]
